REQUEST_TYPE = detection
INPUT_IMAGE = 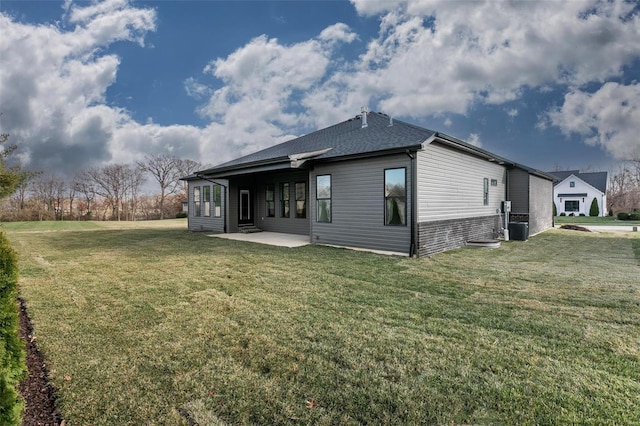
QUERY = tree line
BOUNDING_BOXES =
[0,155,206,222]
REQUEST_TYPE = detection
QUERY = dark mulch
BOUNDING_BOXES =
[18,298,63,426]
[560,224,592,232]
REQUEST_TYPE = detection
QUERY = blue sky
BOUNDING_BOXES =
[1,0,639,181]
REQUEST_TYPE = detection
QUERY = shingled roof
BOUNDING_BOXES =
[198,112,434,176]
[547,170,608,193]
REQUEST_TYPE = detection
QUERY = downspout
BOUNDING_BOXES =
[407,150,417,257]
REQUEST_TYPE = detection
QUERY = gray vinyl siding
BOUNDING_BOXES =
[310,154,412,255]
[528,174,553,235]
[254,170,310,236]
[187,179,226,232]
[416,142,506,222]
[507,168,529,214]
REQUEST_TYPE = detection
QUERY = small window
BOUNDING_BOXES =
[385,168,406,226]
[213,185,222,217]
[203,185,211,217]
[193,186,201,217]
[265,184,275,217]
[280,183,290,218]
[483,178,489,206]
[491,179,498,187]
[570,181,575,188]
[316,175,331,223]
[565,200,579,212]
[295,182,306,218]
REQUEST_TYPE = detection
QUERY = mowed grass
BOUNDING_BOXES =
[7,222,640,425]
[554,215,640,226]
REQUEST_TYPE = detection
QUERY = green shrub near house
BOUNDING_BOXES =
[589,197,599,217]
[617,212,630,221]
[0,232,26,426]
[553,203,557,216]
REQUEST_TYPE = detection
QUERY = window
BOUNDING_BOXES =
[203,185,211,217]
[265,184,275,217]
[280,183,290,218]
[316,175,331,223]
[570,181,575,188]
[193,186,201,217]
[385,168,406,226]
[491,179,498,187]
[565,200,579,212]
[213,185,221,217]
[295,182,306,218]
[483,178,489,205]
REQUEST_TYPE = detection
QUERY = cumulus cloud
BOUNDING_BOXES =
[467,133,482,148]
[0,0,161,177]
[336,0,640,119]
[544,82,640,159]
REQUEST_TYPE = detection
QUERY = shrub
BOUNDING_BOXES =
[630,212,640,221]
[175,212,187,218]
[559,212,566,216]
[0,232,26,425]
[553,203,557,216]
[589,197,599,217]
[608,209,613,217]
[569,213,575,216]
[617,212,630,221]
[579,213,586,216]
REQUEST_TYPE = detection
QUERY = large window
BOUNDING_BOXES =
[483,178,489,206]
[280,183,290,218]
[295,182,306,218]
[265,184,275,217]
[213,185,221,217]
[565,200,579,212]
[193,186,201,217]
[203,185,211,217]
[316,175,331,223]
[385,168,406,226]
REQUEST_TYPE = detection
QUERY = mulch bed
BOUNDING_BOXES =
[560,224,592,232]
[18,298,63,426]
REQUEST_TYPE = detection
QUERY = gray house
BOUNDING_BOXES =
[182,111,553,257]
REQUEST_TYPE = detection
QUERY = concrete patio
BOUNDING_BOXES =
[209,232,310,248]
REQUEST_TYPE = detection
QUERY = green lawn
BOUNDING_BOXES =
[554,215,640,226]
[7,222,640,425]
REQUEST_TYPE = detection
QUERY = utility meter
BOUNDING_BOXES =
[502,201,512,213]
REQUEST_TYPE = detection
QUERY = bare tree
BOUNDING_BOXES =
[138,154,181,219]
[86,164,130,221]
[73,171,97,219]
[175,159,205,197]
[32,174,65,220]
[608,157,640,214]
[123,164,146,221]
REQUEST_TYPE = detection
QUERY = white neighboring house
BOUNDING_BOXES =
[548,170,608,216]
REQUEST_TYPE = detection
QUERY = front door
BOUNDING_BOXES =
[239,188,252,225]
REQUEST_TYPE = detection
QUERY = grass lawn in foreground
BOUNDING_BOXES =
[7,222,640,425]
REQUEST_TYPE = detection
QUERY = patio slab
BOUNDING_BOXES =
[209,232,310,248]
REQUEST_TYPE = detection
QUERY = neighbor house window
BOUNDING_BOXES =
[213,185,221,217]
[203,185,211,217]
[193,186,201,217]
[295,182,306,218]
[570,181,575,188]
[565,200,579,212]
[385,168,406,226]
[280,183,290,218]
[265,184,275,217]
[483,178,489,205]
[316,175,331,223]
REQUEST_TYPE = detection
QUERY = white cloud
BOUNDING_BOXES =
[467,133,482,148]
[318,23,357,44]
[338,0,640,119]
[545,82,640,160]
[0,1,158,175]
[507,108,519,118]
[443,118,452,127]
